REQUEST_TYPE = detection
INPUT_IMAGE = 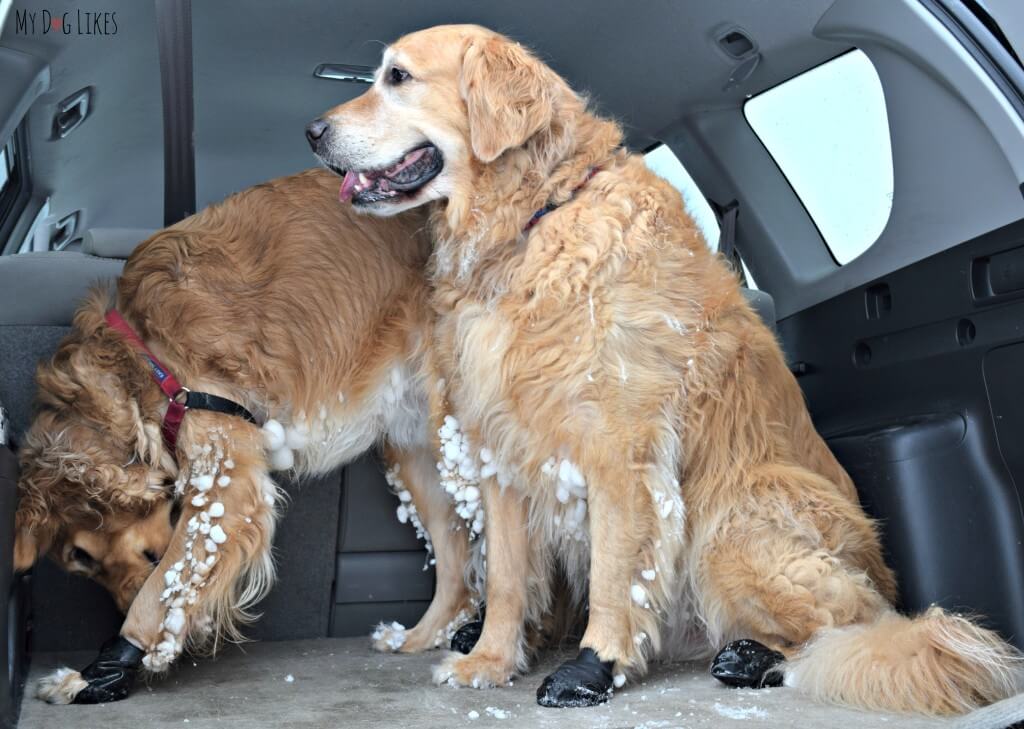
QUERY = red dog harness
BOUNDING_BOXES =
[105,310,257,452]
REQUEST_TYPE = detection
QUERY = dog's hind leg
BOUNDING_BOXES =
[432,479,531,688]
[692,463,888,697]
[700,518,889,660]
[372,444,476,653]
[698,463,1022,714]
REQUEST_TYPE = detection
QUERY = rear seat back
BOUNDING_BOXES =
[0,251,125,442]
[81,228,156,259]
[0,248,130,652]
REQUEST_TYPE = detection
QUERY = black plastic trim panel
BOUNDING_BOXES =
[778,216,1024,647]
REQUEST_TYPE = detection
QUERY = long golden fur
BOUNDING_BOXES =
[314,24,1024,715]
[17,169,476,703]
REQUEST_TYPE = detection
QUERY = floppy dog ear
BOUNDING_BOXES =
[460,36,555,163]
[13,477,56,571]
[13,522,52,571]
[17,424,165,546]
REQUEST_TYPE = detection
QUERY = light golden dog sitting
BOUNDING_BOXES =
[16,169,476,703]
[310,24,1023,715]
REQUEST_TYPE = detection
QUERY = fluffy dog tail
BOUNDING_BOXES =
[783,607,1024,715]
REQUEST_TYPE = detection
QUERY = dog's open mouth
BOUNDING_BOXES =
[335,144,443,205]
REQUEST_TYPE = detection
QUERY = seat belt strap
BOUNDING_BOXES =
[155,0,196,226]
[717,200,739,262]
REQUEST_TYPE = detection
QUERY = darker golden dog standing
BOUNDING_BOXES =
[16,170,478,703]
[310,23,1022,715]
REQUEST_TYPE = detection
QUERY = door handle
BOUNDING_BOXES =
[53,87,93,139]
[50,210,79,251]
[313,64,374,85]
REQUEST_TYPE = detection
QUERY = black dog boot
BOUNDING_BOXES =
[710,639,785,689]
[450,606,486,654]
[536,648,615,707]
[450,621,484,655]
[73,635,145,704]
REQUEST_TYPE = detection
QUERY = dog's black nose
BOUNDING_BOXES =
[305,118,329,148]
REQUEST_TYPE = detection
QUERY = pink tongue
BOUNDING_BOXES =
[339,171,359,202]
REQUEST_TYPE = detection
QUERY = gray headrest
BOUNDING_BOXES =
[0,252,123,326]
[81,228,155,259]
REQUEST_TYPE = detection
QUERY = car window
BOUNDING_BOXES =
[744,50,894,266]
[644,145,759,287]
[0,146,9,194]
[644,145,720,251]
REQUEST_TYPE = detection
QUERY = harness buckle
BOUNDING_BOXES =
[171,387,190,408]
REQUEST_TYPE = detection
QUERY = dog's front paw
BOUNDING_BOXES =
[536,648,615,708]
[75,635,144,704]
[432,650,514,689]
[37,636,144,705]
[371,621,408,653]
[36,668,89,705]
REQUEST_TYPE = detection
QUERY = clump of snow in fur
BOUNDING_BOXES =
[542,456,588,540]
[270,446,295,471]
[437,416,486,538]
[263,419,295,471]
[285,421,309,450]
[263,419,285,450]
[384,464,434,570]
[653,482,685,524]
[371,621,407,651]
[437,605,478,648]
[631,583,650,609]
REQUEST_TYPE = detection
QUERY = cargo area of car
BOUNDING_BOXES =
[20,639,954,729]
[2,0,1024,727]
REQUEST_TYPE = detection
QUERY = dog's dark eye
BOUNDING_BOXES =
[70,546,96,568]
[144,549,160,566]
[389,66,411,85]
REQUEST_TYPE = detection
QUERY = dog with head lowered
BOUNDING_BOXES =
[308,23,1023,715]
[15,169,476,704]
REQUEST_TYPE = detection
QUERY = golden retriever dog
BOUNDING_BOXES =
[15,169,476,704]
[308,24,1023,715]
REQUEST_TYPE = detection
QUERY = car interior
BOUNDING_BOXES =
[0,0,1022,726]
